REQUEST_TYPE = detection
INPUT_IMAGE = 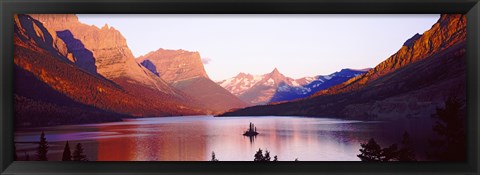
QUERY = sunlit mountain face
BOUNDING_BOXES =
[137,48,247,113]
[217,68,369,105]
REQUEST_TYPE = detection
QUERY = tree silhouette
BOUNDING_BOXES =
[294,158,299,161]
[357,138,382,161]
[72,143,88,161]
[254,149,264,161]
[36,131,48,161]
[253,149,277,161]
[380,144,398,161]
[210,152,219,161]
[263,150,271,161]
[62,141,72,161]
[273,155,278,161]
[359,133,417,162]
[429,96,466,161]
[398,132,416,161]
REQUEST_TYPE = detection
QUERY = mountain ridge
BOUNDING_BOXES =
[217,68,368,105]
[220,14,466,120]
[136,48,248,113]
[218,68,299,105]
[14,14,209,127]
[313,14,466,97]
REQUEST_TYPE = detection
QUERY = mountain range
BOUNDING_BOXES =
[13,14,245,126]
[14,14,465,127]
[217,68,368,105]
[220,14,467,120]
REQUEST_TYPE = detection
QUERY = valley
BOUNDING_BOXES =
[12,14,467,162]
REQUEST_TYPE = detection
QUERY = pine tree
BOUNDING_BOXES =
[398,132,416,161]
[380,144,398,161]
[357,138,382,161]
[263,150,271,161]
[36,131,48,161]
[62,141,72,161]
[72,143,88,161]
[210,152,219,161]
[429,96,466,161]
[253,148,277,161]
[254,149,264,161]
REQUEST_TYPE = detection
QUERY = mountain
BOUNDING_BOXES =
[269,68,369,103]
[218,68,306,105]
[14,14,207,127]
[137,49,209,83]
[28,14,186,96]
[137,48,247,113]
[220,14,467,120]
[313,14,466,97]
[218,68,368,104]
[217,72,267,97]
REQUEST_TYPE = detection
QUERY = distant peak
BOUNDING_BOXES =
[271,67,280,74]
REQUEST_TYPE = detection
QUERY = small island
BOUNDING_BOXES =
[243,122,259,136]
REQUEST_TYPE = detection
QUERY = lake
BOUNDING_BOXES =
[14,116,434,161]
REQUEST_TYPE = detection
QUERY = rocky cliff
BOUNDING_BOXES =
[14,14,209,127]
[138,48,209,83]
[137,48,247,113]
[28,14,180,95]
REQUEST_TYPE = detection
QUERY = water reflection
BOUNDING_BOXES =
[245,135,256,144]
[14,116,433,161]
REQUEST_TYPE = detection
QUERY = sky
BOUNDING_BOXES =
[77,14,440,81]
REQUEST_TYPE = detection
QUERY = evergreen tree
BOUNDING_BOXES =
[36,131,48,161]
[72,143,88,161]
[357,138,382,161]
[380,144,398,161]
[429,96,466,161]
[210,152,219,161]
[294,158,299,161]
[253,148,277,161]
[62,141,72,161]
[273,155,278,161]
[254,149,264,161]
[263,150,271,161]
[398,132,416,161]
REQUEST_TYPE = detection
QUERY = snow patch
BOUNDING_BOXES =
[291,81,300,87]
[264,78,275,86]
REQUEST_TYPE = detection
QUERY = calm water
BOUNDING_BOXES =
[15,116,433,161]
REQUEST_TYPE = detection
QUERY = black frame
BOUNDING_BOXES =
[1,0,479,174]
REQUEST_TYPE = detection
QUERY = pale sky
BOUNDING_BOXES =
[77,14,439,81]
